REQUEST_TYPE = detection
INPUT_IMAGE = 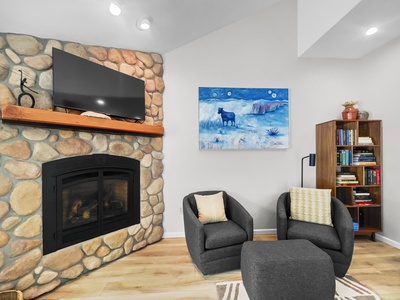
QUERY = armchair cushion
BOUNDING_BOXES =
[204,220,248,250]
[287,219,342,250]
[194,192,228,224]
[289,187,333,226]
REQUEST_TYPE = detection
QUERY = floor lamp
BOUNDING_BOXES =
[301,153,316,187]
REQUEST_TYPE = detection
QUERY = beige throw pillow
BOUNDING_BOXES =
[290,187,333,226]
[194,192,228,224]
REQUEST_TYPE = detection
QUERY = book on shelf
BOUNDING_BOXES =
[337,173,357,180]
[353,150,374,154]
[353,189,374,204]
[353,151,376,166]
[376,168,381,185]
[337,176,357,180]
[365,168,380,185]
[353,161,377,166]
[355,201,374,205]
[353,155,376,161]
[353,157,375,161]
[358,136,374,145]
[337,149,353,166]
[337,129,357,145]
[354,194,371,200]
[353,222,359,231]
[353,188,370,196]
[353,151,376,165]
[355,199,373,203]
[353,188,371,197]
[353,194,370,197]
[337,172,356,178]
[336,172,358,185]
[337,182,359,185]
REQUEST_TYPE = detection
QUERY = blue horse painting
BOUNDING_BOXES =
[218,107,236,126]
[199,87,289,150]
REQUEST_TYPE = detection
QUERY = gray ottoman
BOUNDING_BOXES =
[241,240,335,300]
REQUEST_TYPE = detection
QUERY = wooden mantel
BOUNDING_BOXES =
[1,105,164,136]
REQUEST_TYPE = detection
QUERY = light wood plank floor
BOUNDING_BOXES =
[36,235,400,300]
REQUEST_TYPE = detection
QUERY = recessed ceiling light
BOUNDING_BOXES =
[365,27,378,36]
[137,17,152,31]
[109,1,121,16]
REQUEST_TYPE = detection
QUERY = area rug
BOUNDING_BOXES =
[216,276,381,300]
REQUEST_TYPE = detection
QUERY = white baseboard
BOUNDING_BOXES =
[163,232,185,238]
[163,230,399,250]
[163,229,276,239]
[375,233,400,249]
[254,228,276,235]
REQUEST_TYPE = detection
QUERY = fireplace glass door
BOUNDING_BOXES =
[58,170,132,248]
[61,172,129,230]
[62,173,99,230]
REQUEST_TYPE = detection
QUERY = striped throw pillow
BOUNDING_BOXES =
[290,187,333,226]
[194,192,228,224]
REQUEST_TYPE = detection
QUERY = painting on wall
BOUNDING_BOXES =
[198,87,289,150]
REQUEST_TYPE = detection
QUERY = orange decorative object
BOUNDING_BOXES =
[341,101,358,120]
[342,105,358,120]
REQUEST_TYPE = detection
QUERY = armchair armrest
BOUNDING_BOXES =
[276,192,289,240]
[331,197,354,258]
[182,197,205,258]
[225,195,254,241]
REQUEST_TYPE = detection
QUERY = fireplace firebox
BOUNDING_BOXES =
[42,154,140,255]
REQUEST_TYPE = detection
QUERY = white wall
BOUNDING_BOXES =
[356,38,400,246]
[162,0,399,246]
[297,0,361,56]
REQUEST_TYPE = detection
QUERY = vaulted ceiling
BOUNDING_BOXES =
[1,0,400,58]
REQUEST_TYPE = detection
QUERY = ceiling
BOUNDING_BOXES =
[1,0,400,58]
[0,0,280,55]
[301,0,400,59]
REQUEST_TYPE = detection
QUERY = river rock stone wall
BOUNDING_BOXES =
[0,33,164,125]
[0,33,164,299]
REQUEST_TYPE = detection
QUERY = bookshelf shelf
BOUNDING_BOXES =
[346,204,381,208]
[316,119,382,241]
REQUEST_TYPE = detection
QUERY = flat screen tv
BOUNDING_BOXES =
[52,48,145,120]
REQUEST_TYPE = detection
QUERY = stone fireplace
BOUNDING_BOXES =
[0,32,165,299]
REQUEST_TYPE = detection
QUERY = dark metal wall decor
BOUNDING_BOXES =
[18,69,37,108]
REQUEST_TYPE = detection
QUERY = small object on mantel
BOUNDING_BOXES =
[81,111,111,120]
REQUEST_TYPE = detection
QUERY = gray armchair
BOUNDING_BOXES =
[276,192,354,277]
[183,190,253,275]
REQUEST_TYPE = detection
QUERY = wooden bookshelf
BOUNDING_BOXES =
[316,120,382,241]
[0,105,164,136]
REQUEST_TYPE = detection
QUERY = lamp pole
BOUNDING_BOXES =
[301,154,316,187]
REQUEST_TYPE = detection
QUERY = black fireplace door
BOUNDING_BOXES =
[42,154,140,255]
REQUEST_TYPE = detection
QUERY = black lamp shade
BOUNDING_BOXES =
[301,153,316,187]
[309,153,316,166]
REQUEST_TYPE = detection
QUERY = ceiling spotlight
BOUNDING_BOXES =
[137,17,152,31]
[365,27,378,36]
[109,1,121,16]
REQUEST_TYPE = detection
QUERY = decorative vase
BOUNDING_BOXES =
[358,110,369,120]
[342,105,358,120]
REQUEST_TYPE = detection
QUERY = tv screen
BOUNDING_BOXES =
[52,48,145,120]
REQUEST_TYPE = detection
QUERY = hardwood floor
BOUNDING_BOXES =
[36,235,400,300]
